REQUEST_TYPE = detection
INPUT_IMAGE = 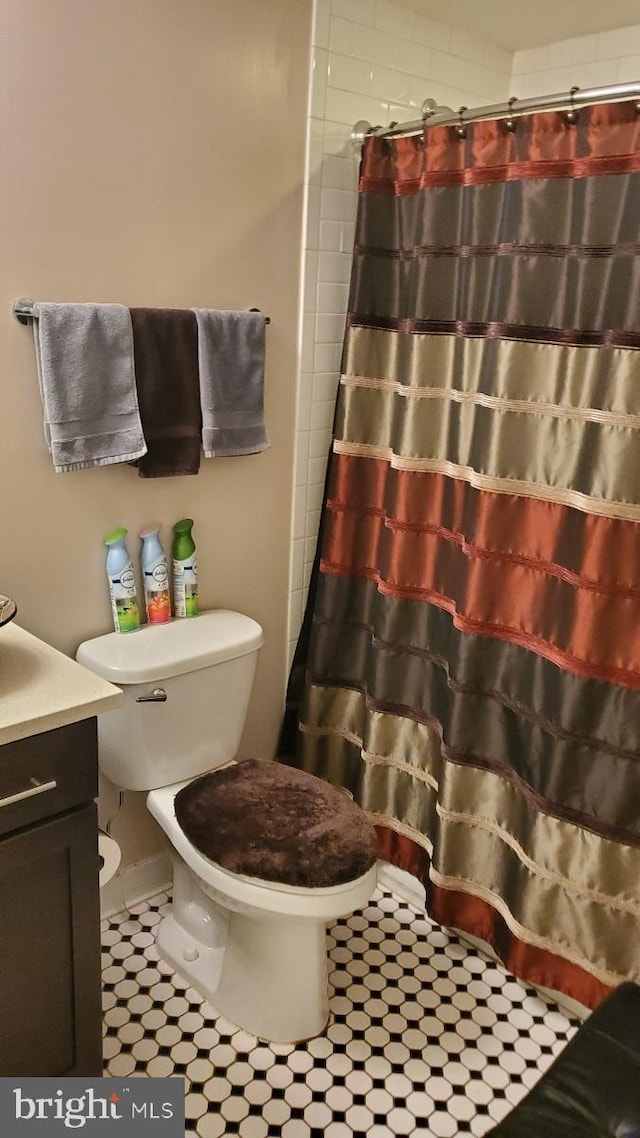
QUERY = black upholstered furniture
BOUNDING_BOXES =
[486,981,640,1137]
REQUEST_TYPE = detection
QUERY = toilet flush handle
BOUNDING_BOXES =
[135,687,168,703]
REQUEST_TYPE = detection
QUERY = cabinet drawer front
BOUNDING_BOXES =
[0,718,97,835]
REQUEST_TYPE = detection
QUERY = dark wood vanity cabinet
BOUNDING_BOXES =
[0,717,103,1076]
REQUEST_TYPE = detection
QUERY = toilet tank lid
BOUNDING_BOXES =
[76,610,264,684]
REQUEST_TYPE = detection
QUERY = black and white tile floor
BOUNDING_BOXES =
[101,886,579,1136]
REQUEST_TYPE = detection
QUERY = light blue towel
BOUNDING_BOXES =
[32,302,147,473]
[192,309,269,458]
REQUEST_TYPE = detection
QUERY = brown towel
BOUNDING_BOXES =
[130,308,202,477]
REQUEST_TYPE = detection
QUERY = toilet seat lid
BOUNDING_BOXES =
[174,759,378,889]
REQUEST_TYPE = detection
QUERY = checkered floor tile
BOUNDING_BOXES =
[102,886,579,1136]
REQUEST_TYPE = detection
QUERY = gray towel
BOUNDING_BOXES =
[32,302,147,473]
[192,309,269,458]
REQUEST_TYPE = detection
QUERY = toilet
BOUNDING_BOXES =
[77,611,378,1043]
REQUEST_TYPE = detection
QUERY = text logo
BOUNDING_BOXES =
[0,1079,184,1135]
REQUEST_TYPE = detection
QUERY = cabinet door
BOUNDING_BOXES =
[0,803,102,1077]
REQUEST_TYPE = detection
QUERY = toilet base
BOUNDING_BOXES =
[213,910,330,1043]
[157,910,225,1002]
[158,857,330,1043]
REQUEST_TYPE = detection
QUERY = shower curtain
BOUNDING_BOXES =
[282,99,640,1009]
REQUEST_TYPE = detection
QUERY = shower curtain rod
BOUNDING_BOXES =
[351,79,640,145]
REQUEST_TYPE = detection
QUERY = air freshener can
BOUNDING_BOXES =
[140,526,171,623]
[172,518,198,618]
[104,528,140,633]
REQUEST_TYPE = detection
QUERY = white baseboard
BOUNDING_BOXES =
[376,861,428,913]
[100,852,172,919]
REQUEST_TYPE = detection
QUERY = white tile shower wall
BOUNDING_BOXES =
[288,0,513,665]
[512,24,640,98]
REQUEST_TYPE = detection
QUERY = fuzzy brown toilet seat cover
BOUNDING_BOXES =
[174,759,378,888]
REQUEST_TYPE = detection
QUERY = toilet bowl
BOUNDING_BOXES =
[148,777,376,1042]
[77,611,377,1042]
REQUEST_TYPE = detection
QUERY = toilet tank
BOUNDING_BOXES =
[76,611,263,792]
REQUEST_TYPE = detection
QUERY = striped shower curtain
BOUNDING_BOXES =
[283,100,640,1009]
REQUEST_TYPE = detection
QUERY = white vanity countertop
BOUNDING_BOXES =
[0,622,123,746]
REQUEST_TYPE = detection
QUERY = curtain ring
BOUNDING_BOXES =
[456,106,467,139]
[565,86,580,126]
[505,95,518,132]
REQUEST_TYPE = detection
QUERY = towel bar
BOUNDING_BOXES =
[12,299,270,325]
[13,298,34,325]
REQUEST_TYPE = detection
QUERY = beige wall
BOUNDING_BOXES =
[0,0,311,865]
